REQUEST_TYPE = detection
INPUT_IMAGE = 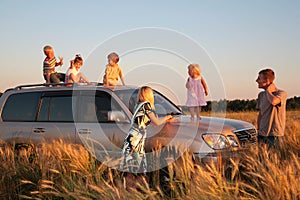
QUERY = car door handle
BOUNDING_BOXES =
[78,129,92,134]
[33,128,46,133]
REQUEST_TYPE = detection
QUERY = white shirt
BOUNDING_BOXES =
[65,68,78,83]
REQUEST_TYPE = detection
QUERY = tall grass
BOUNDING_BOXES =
[1,111,300,199]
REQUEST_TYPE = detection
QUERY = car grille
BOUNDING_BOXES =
[233,128,257,147]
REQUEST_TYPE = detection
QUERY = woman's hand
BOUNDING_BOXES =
[165,115,179,123]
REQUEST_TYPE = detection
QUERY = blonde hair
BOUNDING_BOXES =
[107,52,119,63]
[43,45,53,54]
[188,64,201,77]
[137,86,155,108]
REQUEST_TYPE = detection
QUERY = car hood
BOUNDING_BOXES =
[147,115,255,140]
[179,115,254,132]
[145,115,256,152]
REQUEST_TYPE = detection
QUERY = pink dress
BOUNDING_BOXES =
[186,76,207,107]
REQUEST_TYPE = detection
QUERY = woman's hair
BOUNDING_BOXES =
[137,86,155,108]
[107,52,119,63]
[188,64,201,77]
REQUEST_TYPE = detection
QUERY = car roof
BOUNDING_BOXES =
[4,83,139,93]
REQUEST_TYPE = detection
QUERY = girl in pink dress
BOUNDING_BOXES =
[185,64,209,121]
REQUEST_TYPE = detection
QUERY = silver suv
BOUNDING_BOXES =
[0,83,257,171]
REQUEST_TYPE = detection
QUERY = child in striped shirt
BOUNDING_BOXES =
[43,45,64,84]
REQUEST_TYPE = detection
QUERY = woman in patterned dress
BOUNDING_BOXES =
[121,86,173,174]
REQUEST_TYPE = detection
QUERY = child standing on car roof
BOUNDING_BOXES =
[103,52,125,87]
[43,45,65,84]
[185,64,209,121]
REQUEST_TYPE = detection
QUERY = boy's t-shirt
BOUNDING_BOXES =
[43,57,57,74]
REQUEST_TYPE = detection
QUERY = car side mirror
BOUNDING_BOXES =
[107,111,129,123]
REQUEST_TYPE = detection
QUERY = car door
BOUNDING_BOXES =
[35,91,77,143]
[0,91,41,144]
[74,90,130,163]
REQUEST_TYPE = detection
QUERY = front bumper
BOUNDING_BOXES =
[193,148,252,167]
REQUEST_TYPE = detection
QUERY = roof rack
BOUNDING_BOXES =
[13,82,103,90]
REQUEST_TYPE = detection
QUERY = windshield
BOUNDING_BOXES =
[114,89,182,116]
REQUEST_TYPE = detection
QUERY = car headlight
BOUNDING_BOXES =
[202,133,230,150]
[227,135,239,147]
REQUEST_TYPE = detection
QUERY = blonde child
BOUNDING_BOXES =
[65,54,90,84]
[43,45,64,84]
[103,52,125,86]
[185,64,208,121]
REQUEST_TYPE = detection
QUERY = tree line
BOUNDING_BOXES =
[1,92,299,112]
[180,96,300,112]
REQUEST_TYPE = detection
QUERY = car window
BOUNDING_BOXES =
[78,96,98,122]
[77,91,126,123]
[1,92,40,121]
[114,89,138,113]
[37,96,74,122]
[115,89,181,116]
[153,92,181,116]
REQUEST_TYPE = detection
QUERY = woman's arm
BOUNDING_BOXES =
[147,112,172,126]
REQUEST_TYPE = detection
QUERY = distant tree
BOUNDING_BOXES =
[287,96,300,110]
[211,99,227,112]
[178,96,300,113]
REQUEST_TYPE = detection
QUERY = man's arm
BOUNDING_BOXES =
[257,112,261,131]
[266,83,281,106]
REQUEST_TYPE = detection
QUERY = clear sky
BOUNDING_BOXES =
[0,0,299,104]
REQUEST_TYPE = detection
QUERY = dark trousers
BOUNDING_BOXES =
[258,135,283,149]
[50,72,65,83]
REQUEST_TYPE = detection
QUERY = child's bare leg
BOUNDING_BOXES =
[196,106,202,120]
[78,72,89,83]
[189,107,195,121]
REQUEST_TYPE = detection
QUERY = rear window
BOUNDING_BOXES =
[1,92,40,121]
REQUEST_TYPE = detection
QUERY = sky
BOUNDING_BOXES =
[0,0,299,104]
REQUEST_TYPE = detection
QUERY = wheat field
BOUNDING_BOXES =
[0,111,300,199]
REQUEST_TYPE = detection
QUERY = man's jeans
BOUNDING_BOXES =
[258,135,283,149]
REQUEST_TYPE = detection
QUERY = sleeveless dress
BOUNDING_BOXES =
[186,76,207,107]
[121,102,153,174]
